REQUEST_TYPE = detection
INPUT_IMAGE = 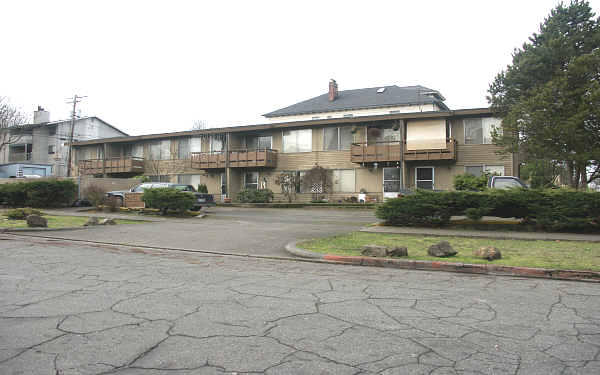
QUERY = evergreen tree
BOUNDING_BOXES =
[488,0,600,188]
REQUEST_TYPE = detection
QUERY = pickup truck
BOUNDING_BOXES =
[107,183,215,210]
[487,176,529,189]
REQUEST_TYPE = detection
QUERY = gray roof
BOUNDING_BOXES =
[264,85,449,117]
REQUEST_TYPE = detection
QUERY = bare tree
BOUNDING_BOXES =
[275,171,299,203]
[0,97,28,156]
[301,164,332,202]
[192,120,209,131]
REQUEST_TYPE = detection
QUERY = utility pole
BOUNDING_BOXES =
[65,95,86,177]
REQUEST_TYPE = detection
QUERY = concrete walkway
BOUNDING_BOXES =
[362,225,600,242]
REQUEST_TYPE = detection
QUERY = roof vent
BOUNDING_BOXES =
[377,87,386,93]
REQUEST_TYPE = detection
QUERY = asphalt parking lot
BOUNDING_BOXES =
[1,235,599,374]
[34,207,378,257]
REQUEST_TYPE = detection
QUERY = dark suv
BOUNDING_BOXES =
[107,183,215,210]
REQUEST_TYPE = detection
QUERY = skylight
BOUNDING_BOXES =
[377,87,386,93]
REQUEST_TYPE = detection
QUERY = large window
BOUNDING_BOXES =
[178,138,190,159]
[282,129,312,153]
[177,174,202,187]
[332,169,355,192]
[383,168,402,193]
[465,165,505,177]
[416,167,434,190]
[464,118,501,144]
[368,127,402,143]
[148,140,171,160]
[211,136,224,152]
[246,135,272,150]
[245,171,259,190]
[323,127,354,151]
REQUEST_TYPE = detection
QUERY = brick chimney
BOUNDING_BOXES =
[328,79,338,101]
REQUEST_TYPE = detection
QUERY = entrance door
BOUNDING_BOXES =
[383,167,402,199]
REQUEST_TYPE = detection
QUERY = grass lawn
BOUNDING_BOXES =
[299,232,600,271]
[0,215,143,229]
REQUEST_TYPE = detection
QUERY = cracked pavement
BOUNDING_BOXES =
[1,235,599,374]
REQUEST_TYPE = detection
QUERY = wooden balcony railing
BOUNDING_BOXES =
[78,156,145,175]
[351,139,456,163]
[191,149,277,169]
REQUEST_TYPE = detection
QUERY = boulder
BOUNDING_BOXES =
[387,246,408,257]
[99,218,117,225]
[473,246,501,260]
[427,241,457,257]
[84,217,100,226]
[361,245,388,257]
[26,215,47,228]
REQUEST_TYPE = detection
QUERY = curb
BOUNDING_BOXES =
[0,226,95,233]
[284,241,600,283]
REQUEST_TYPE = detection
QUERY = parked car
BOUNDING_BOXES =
[488,176,529,189]
[106,183,215,210]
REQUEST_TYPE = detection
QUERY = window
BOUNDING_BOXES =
[148,175,169,182]
[178,138,190,159]
[485,165,504,176]
[48,126,56,136]
[464,118,501,144]
[323,127,354,151]
[368,127,401,143]
[383,168,402,192]
[48,145,55,154]
[245,171,259,190]
[416,167,434,190]
[246,135,272,150]
[465,166,483,177]
[148,140,171,160]
[148,142,161,160]
[332,169,355,192]
[211,136,224,152]
[177,174,201,187]
[282,129,312,153]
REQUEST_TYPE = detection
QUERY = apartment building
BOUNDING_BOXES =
[0,107,127,177]
[70,80,517,202]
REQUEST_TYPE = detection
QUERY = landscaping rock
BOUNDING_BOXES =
[473,246,502,260]
[361,245,388,257]
[99,218,117,225]
[427,241,457,257]
[26,215,47,228]
[387,246,408,257]
[84,217,100,226]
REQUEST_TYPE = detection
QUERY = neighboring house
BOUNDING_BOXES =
[0,107,128,177]
[70,80,517,202]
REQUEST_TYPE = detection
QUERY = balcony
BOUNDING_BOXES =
[351,139,456,163]
[404,138,456,161]
[78,156,145,175]
[191,149,277,169]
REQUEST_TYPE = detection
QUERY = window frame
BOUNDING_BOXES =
[465,165,505,177]
[244,171,259,190]
[246,135,272,150]
[282,129,312,153]
[415,166,435,190]
[332,169,355,193]
[323,126,353,151]
[383,167,402,193]
[178,138,191,159]
[48,145,55,155]
[463,118,500,145]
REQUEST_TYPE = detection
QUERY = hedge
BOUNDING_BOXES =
[375,189,600,233]
[142,188,196,215]
[236,189,273,203]
[0,180,77,208]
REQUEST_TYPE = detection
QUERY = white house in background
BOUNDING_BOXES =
[0,107,128,177]
[263,79,448,123]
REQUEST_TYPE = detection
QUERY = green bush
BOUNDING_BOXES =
[142,188,196,215]
[5,208,44,220]
[197,184,208,193]
[236,189,273,203]
[453,173,488,191]
[375,189,600,232]
[0,180,77,208]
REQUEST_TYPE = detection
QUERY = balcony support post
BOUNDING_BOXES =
[399,120,406,190]
[102,143,108,177]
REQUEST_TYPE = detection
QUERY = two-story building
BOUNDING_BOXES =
[70,80,517,202]
[0,107,128,178]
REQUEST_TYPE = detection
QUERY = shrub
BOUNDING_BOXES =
[83,185,106,208]
[5,208,43,220]
[0,179,77,208]
[197,184,208,193]
[376,189,600,232]
[453,173,488,191]
[142,188,196,215]
[236,189,273,203]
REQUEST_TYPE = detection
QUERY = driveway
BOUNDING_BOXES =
[1,235,599,374]
[35,207,378,257]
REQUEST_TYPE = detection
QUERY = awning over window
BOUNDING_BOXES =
[406,119,446,150]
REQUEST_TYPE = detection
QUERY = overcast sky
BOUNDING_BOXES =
[3,0,599,136]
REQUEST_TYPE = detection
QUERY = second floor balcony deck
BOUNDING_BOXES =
[350,138,456,163]
[78,156,145,175]
[191,149,277,169]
